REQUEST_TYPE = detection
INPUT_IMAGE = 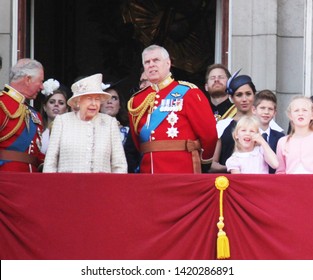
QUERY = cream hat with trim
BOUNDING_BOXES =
[68,73,111,108]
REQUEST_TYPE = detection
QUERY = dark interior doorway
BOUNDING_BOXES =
[31,0,217,107]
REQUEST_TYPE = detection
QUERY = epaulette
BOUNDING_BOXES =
[220,105,237,120]
[0,86,26,120]
[178,80,198,89]
[2,85,25,103]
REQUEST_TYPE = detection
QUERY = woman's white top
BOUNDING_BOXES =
[43,112,127,173]
[40,128,50,154]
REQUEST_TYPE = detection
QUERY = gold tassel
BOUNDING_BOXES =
[215,176,230,259]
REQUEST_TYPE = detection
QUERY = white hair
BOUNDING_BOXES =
[142,45,170,64]
[9,58,43,82]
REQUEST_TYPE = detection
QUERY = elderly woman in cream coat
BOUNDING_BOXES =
[43,74,127,173]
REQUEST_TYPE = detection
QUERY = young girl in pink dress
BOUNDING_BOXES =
[276,96,313,174]
[226,116,279,174]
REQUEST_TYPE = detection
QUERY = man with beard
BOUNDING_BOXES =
[204,64,237,122]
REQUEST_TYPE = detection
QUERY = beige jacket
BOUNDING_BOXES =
[43,112,127,173]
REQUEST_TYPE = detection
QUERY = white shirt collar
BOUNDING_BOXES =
[259,127,270,136]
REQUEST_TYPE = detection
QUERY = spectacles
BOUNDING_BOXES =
[208,75,227,81]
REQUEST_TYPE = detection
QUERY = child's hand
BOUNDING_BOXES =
[251,132,266,146]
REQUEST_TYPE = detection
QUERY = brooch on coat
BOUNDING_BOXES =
[166,111,179,138]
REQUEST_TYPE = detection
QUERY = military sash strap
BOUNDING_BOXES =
[139,84,189,143]
[140,139,201,174]
[0,150,38,166]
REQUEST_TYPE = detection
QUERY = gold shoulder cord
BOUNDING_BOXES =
[178,80,198,89]
[0,101,27,142]
[127,92,156,135]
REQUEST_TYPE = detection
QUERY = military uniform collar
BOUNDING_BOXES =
[3,84,26,103]
[151,74,174,92]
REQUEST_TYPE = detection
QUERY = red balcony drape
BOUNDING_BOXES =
[0,173,312,260]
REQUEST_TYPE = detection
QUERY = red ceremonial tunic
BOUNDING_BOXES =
[128,77,217,174]
[0,85,44,172]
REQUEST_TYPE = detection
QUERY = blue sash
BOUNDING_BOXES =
[1,107,38,165]
[140,84,189,143]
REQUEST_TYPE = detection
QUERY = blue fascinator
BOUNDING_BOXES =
[226,69,256,95]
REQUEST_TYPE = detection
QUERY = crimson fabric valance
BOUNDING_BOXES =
[1,173,312,259]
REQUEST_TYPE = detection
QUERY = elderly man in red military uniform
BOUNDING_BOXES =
[0,58,45,172]
[128,45,217,173]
